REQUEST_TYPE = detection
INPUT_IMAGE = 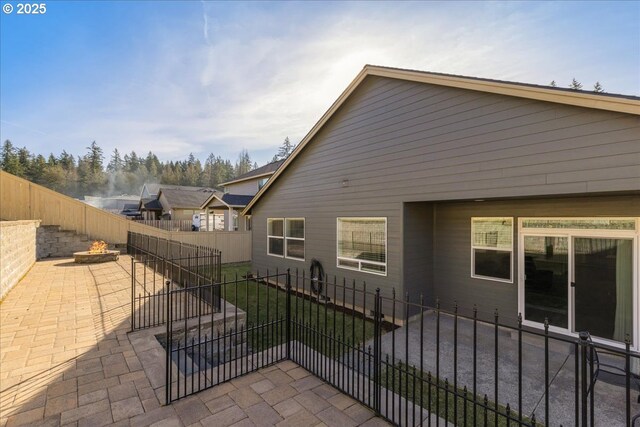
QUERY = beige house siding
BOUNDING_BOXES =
[225,179,260,196]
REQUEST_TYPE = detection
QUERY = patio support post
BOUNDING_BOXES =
[579,331,589,427]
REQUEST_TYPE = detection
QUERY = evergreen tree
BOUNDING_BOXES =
[124,151,140,172]
[29,154,47,184]
[17,147,31,177]
[59,150,75,171]
[593,81,604,93]
[235,149,252,176]
[1,140,23,176]
[569,78,583,90]
[549,80,557,87]
[79,142,106,196]
[107,148,123,172]
[86,141,104,174]
[272,136,295,162]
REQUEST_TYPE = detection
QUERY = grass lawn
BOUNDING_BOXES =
[220,263,375,353]
[383,362,537,427]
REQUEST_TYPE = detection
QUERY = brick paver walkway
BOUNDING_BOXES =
[0,258,392,427]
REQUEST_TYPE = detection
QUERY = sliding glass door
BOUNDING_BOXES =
[523,236,569,329]
[574,237,633,343]
[520,218,637,347]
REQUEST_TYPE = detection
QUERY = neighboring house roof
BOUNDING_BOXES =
[200,192,253,209]
[141,199,163,210]
[243,64,640,214]
[142,183,217,198]
[221,194,254,208]
[159,188,216,209]
[221,160,284,186]
[122,203,139,211]
[142,183,162,197]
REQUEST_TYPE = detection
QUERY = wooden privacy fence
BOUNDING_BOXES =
[133,220,193,232]
[0,171,252,263]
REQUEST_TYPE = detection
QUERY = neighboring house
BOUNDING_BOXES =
[157,187,216,222]
[120,203,142,219]
[140,183,162,200]
[138,199,163,220]
[200,193,254,231]
[243,65,640,351]
[200,160,284,231]
[139,184,214,221]
[221,160,284,196]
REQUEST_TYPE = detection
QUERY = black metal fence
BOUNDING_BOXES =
[163,268,640,426]
[127,232,222,330]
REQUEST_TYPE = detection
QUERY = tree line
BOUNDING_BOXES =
[1,137,296,199]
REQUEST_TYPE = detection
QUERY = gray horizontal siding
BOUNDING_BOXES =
[430,196,640,324]
[251,75,640,301]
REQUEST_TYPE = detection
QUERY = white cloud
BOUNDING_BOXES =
[2,2,637,164]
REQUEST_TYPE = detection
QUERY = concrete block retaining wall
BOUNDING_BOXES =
[36,225,92,259]
[0,220,40,300]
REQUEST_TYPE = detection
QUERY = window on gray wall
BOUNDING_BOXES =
[337,217,387,275]
[471,217,513,282]
[285,218,305,260]
[267,218,284,256]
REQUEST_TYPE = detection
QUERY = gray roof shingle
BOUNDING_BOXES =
[221,194,254,207]
[160,188,216,209]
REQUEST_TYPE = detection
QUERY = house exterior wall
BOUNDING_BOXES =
[424,195,639,324]
[225,179,260,196]
[250,75,640,304]
[171,209,201,221]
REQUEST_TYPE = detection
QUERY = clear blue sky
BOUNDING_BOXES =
[1,1,638,165]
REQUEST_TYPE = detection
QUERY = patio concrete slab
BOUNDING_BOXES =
[0,257,392,427]
[375,311,640,426]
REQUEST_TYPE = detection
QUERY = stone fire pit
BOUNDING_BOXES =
[74,241,120,264]
[74,250,120,264]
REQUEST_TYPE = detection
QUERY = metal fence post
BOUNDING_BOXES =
[579,331,589,427]
[166,283,172,405]
[625,334,631,426]
[286,268,291,360]
[373,288,381,415]
[130,256,135,332]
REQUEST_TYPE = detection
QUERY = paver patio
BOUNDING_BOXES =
[0,258,392,427]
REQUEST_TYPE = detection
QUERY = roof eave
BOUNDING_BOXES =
[366,66,640,115]
[201,193,229,209]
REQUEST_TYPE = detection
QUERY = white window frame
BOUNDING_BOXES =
[470,217,514,284]
[285,218,305,261]
[518,217,639,351]
[336,217,387,276]
[267,218,284,257]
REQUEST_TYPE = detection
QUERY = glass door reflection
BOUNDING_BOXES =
[524,236,569,329]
